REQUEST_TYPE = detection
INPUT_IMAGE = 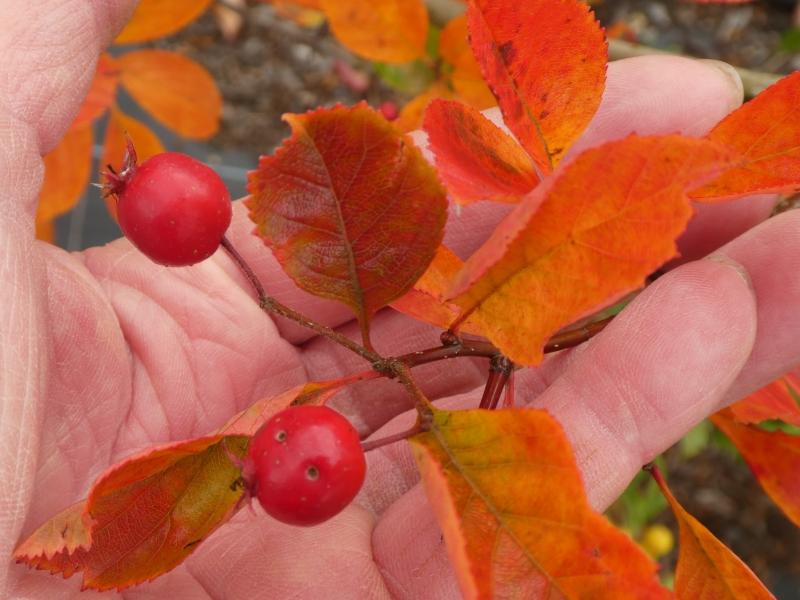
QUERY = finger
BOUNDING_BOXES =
[226,55,746,344]
[0,1,136,594]
[529,257,758,509]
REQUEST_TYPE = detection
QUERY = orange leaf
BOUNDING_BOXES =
[467,0,607,174]
[38,123,93,223]
[424,99,537,205]
[729,367,800,427]
[448,135,734,365]
[439,15,495,110]
[691,72,800,201]
[117,50,221,139]
[319,0,428,63]
[410,408,669,599]
[219,379,352,435]
[15,435,249,591]
[115,0,213,44]
[391,245,486,335]
[101,109,165,219]
[649,465,774,599]
[73,54,119,127]
[246,103,448,346]
[34,215,56,244]
[712,409,800,528]
[14,502,91,564]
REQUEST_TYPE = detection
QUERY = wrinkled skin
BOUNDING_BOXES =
[2,2,800,599]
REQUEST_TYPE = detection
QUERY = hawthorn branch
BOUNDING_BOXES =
[221,236,382,364]
[479,355,514,410]
[361,423,423,452]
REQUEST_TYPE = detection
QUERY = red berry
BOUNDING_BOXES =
[105,146,232,266]
[244,405,366,526]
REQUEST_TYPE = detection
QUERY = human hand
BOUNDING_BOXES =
[3,3,800,598]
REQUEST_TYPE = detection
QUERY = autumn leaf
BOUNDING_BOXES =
[73,54,119,127]
[691,71,800,201]
[102,108,165,219]
[395,82,454,133]
[649,465,774,599]
[424,99,537,205]
[38,122,94,223]
[34,215,56,243]
[439,15,495,110]
[15,435,249,591]
[219,379,353,435]
[117,50,221,139]
[319,0,428,63]
[115,0,213,44]
[729,367,800,428]
[247,103,448,347]
[712,409,800,528]
[14,502,91,564]
[390,245,486,335]
[447,135,735,365]
[410,408,669,599]
[467,0,607,174]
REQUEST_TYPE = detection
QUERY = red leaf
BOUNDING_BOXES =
[73,54,119,127]
[730,367,800,428]
[691,72,800,201]
[467,0,607,173]
[16,436,249,591]
[14,502,91,564]
[650,465,774,599]
[712,409,800,528]
[447,135,734,365]
[424,100,537,205]
[246,103,448,347]
[411,408,669,598]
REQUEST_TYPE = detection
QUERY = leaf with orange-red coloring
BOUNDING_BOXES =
[115,0,213,44]
[38,123,93,223]
[448,135,735,365]
[712,409,800,528]
[319,0,428,63]
[73,54,119,127]
[467,0,607,174]
[439,15,495,110]
[730,367,800,427]
[410,408,669,599]
[15,435,249,591]
[117,50,221,139]
[649,465,774,599]
[424,99,536,205]
[34,215,55,243]
[246,103,448,346]
[220,380,352,436]
[391,245,485,335]
[14,502,91,566]
[691,71,800,201]
[102,108,165,219]
[395,82,454,133]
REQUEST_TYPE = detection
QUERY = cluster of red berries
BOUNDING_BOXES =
[104,149,367,525]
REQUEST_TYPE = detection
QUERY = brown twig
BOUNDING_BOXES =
[479,355,514,410]
[221,236,382,364]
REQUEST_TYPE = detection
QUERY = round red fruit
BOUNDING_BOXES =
[245,405,366,526]
[110,152,232,266]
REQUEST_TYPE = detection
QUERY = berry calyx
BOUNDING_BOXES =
[104,142,232,266]
[244,405,366,526]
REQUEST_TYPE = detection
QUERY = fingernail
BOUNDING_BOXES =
[705,253,754,292]
[697,59,744,110]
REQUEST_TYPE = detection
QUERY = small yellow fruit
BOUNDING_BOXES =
[640,524,675,559]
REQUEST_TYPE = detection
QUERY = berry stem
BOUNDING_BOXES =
[478,355,514,410]
[361,423,423,452]
[221,235,382,364]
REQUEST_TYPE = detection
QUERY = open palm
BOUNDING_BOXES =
[4,3,800,599]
